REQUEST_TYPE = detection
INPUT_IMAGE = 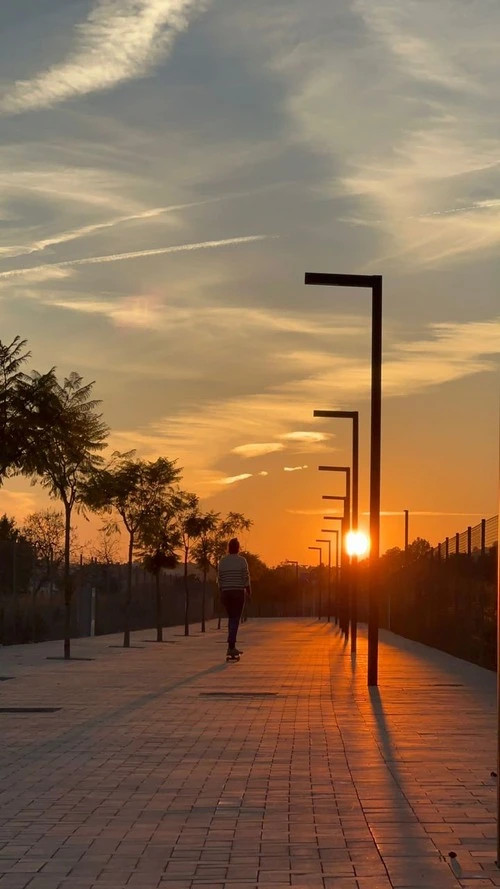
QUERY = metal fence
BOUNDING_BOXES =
[431,515,498,558]
[376,513,499,670]
[0,544,216,645]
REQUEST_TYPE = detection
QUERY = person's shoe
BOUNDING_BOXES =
[226,645,242,660]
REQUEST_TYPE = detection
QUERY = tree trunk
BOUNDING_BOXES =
[156,571,162,642]
[124,532,133,647]
[63,503,72,660]
[184,547,189,636]
[201,566,207,633]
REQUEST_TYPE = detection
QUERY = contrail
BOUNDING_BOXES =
[0,196,235,260]
[0,234,273,280]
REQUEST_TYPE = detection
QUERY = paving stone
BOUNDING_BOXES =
[0,619,497,889]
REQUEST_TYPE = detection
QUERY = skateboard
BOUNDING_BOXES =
[226,650,243,662]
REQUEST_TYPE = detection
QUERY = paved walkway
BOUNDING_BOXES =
[0,619,498,889]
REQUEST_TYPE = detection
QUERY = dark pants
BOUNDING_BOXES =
[221,589,245,646]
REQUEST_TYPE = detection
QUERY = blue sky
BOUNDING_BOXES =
[1,0,499,564]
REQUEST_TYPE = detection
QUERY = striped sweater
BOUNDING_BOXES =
[217,553,250,591]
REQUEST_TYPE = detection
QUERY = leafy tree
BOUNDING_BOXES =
[0,337,63,485]
[84,453,181,647]
[0,337,31,482]
[22,509,65,593]
[138,502,181,642]
[28,372,109,659]
[0,514,22,543]
[407,537,432,559]
[209,512,253,567]
[191,511,220,633]
[174,493,201,637]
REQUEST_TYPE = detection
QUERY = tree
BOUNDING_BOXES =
[407,537,432,559]
[191,511,220,633]
[0,337,63,485]
[84,454,181,647]
[0,337,31,482]
[174,493,201,637]
[138,502,181,642]
[22,509,65,593]
[92,522,122,566]
[0,514,22,543]
[28,372,109,659]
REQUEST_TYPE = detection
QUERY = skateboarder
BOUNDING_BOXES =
[217,538,251,660]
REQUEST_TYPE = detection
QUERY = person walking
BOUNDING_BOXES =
[217,538,251,659]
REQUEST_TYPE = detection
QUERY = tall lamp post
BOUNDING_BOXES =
[305,271,382,687]
[320,528,339,623]
[308,546,323,619]
[314,411,359,651]
[320,466,351,637]
[316,538,331,623]
[323,515,344,627]
[323,494,349,638]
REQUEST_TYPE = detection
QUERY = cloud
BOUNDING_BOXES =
[284,465,308,472]
[258,471,269,477]
[287,508,343,516]
[0,0,207,114]
[0,234,273,281]
[280,431,330,444]
[232,442,284,458]
[375,511,487,517]
[219,473,253,486]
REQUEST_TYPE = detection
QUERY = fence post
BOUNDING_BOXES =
[445,537,449,560]
[467,526,472,556]
[455,532,460,554]
[481,519,486,555]
[437,542,442,560]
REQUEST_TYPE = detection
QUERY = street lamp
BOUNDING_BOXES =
[323,516,343,626]
[308,546,323,619]
[314,411,359,651]
[320,528,339,623]
[305,272,382,687]
[316,538,331,623]
[323,494,349,638]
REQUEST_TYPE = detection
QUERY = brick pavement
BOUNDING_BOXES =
[0,618,498,889]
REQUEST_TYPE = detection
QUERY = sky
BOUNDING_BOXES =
[0,0,499,567]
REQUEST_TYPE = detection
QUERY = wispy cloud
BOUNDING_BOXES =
[0,234,272,280]
[287,508,343,516]
[232,442,284,459]
[280,431,330,444]
[0,0,207,114]
[284,465,308,472]
[219,473,253,486]
[375,511,487,518]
